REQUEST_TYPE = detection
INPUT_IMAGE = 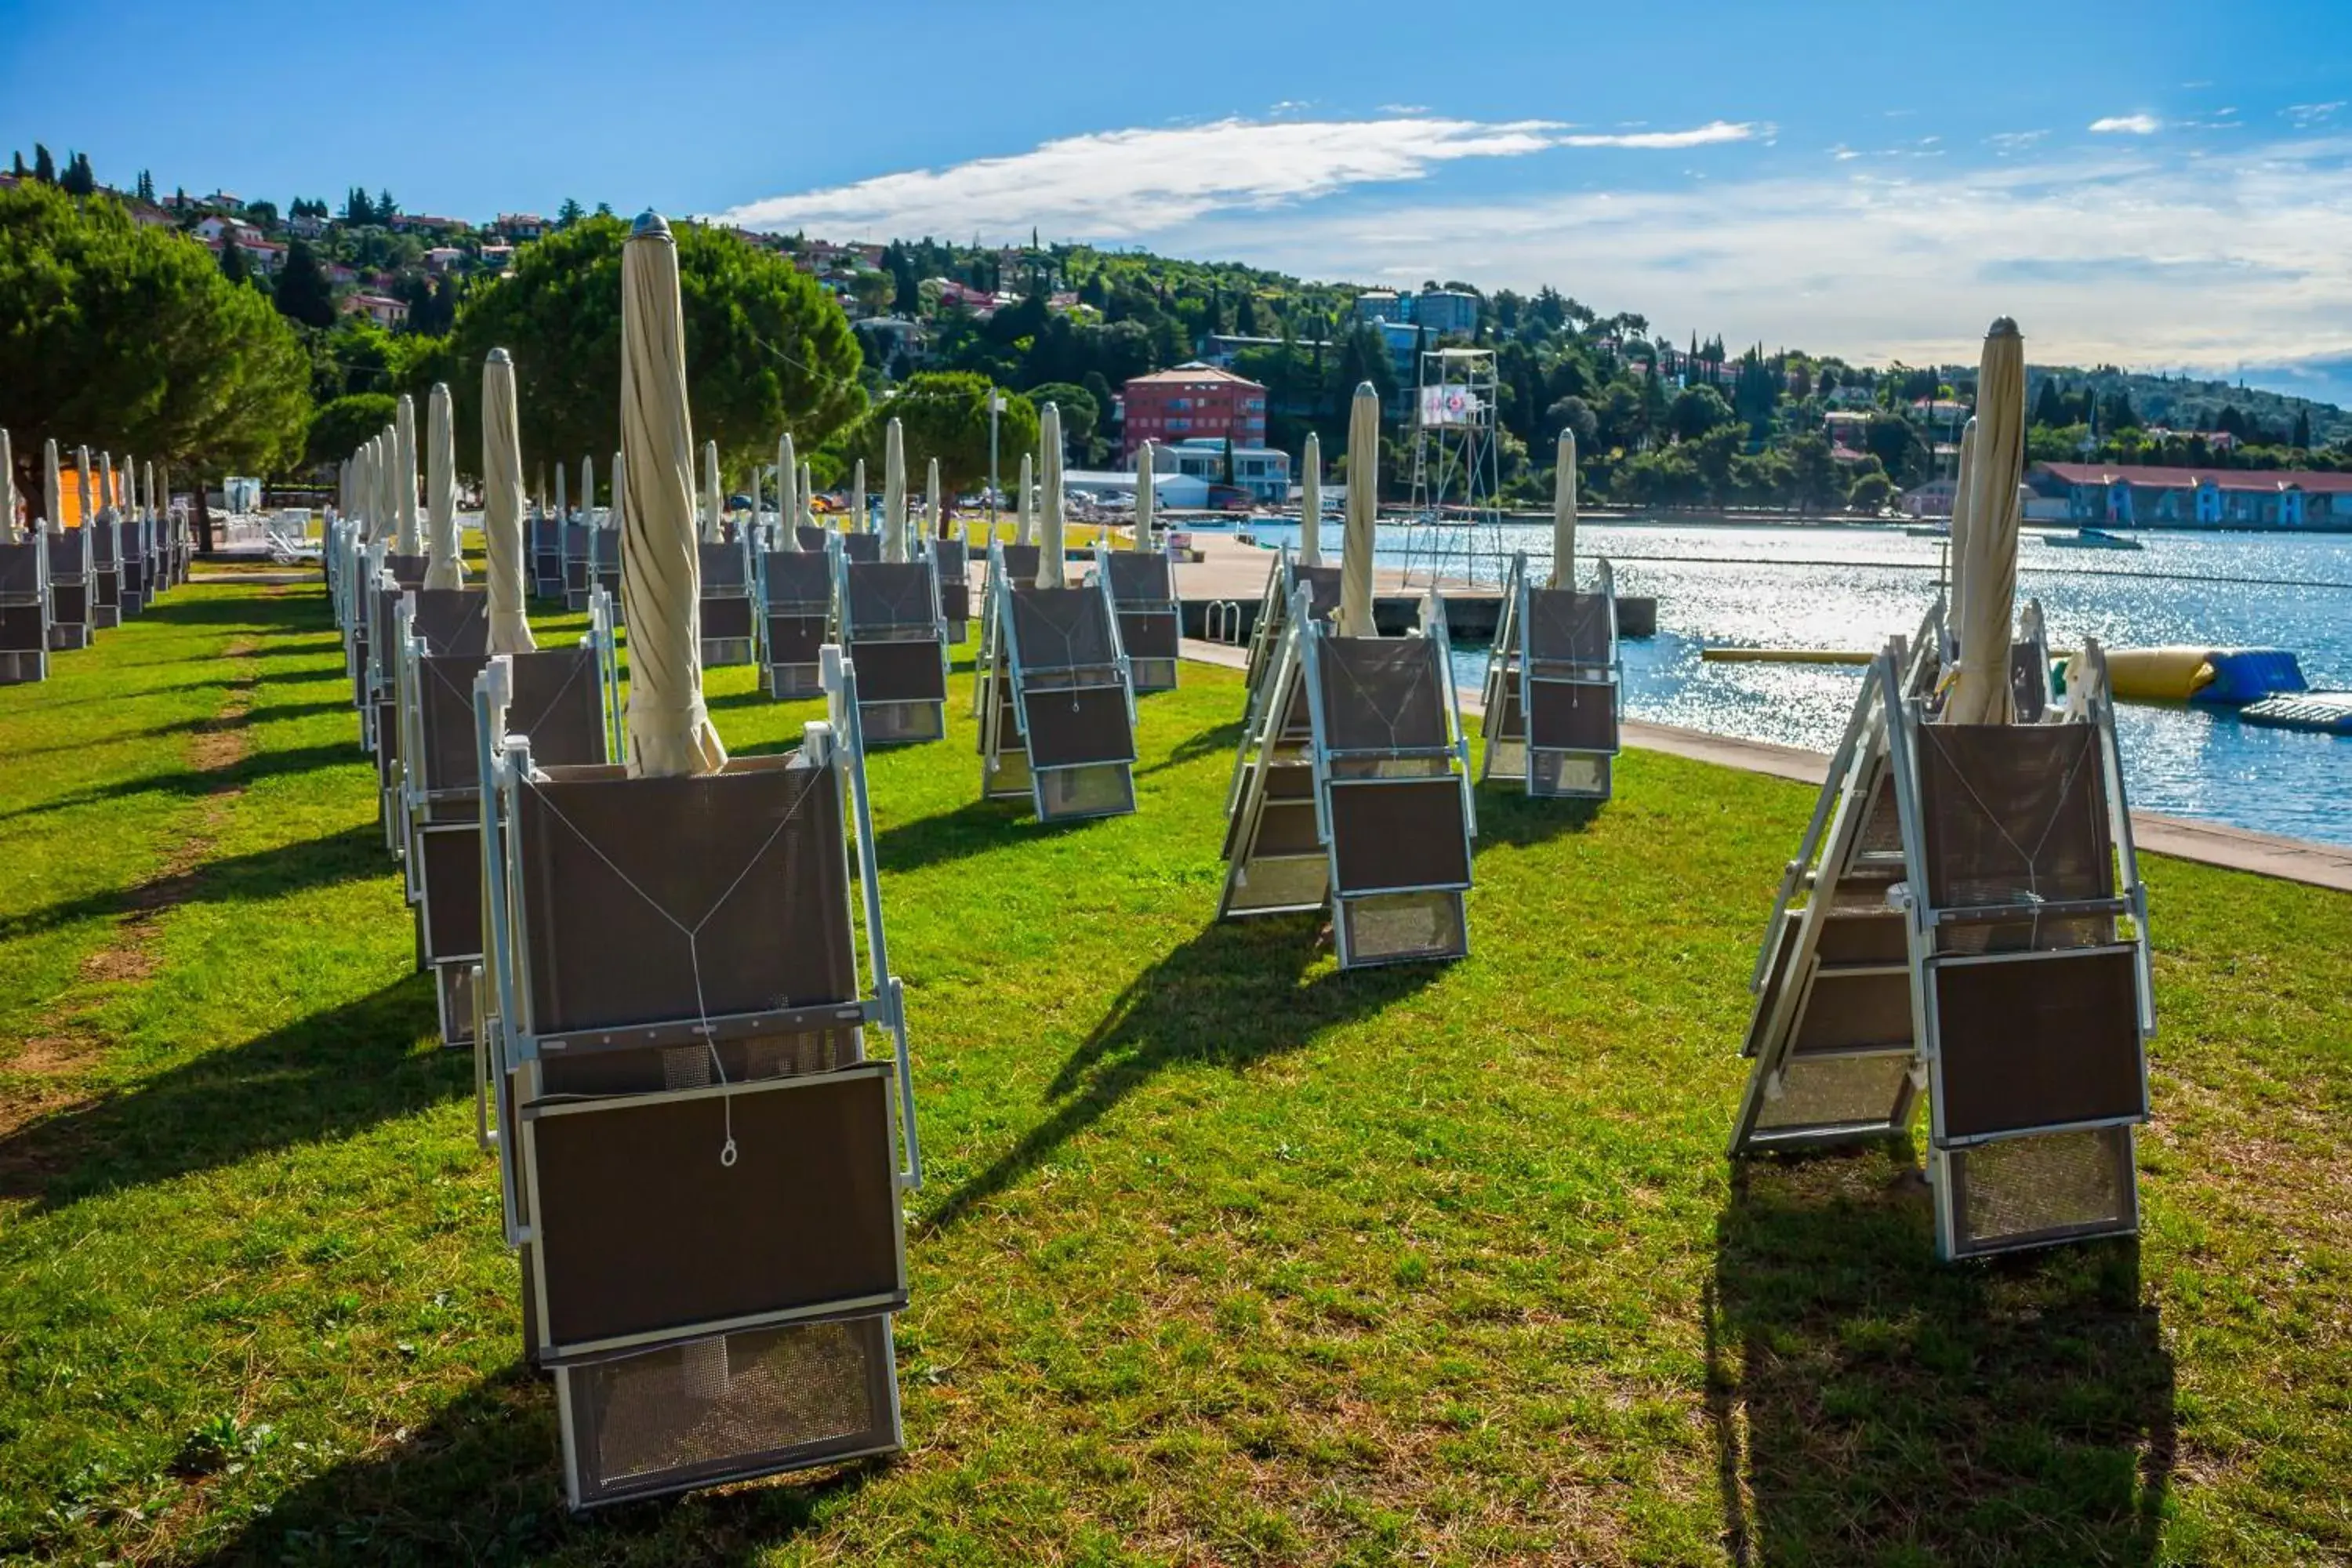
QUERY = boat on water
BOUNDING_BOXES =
[2042,526,2143,551]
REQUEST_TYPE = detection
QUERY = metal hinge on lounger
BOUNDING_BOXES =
[1478,552,1623,800]
[473,647,922,1510]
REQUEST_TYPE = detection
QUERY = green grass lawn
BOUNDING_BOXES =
[1,577,2346,1566]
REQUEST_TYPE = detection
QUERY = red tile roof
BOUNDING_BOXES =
[2034,461,2352,494]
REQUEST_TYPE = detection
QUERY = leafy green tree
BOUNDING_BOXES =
[305,392,397,466]
[0,183,311,474]
[848,269,893,316]
[273,237,336,328]
[557,198,586,227]
[842,372,1036,497]
[445,215,865,477]
[1668,384,1737,442]
[1847,471,1896,512]
[1025,381,1098,460]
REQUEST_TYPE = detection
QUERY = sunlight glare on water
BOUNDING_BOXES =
[1214,517,2352,848]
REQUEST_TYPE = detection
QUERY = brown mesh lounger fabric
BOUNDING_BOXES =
[1478,553,1621,799]
[838,532,881,564]
[932,536,971,644]
[44,529,89,653]
[403,604,612,1050]
[530,514,564,599]
[1219,588,1476,968]
[841,559,947,745]
[1730,625,2154,1261]
[974,542,1138,821]
[1101,548,1181,693]
[698,539,754,666]
[474,652,922,1509]
[757,548,834,700]
[0,538,50,684]
[562,521,595,609]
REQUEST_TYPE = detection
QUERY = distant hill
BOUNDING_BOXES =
[2024,365,2347,447]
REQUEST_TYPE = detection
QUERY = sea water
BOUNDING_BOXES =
[1210,518,2352,848]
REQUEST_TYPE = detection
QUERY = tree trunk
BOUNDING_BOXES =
[193,484,214,554]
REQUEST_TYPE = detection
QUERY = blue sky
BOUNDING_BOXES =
[9,0,2352,397]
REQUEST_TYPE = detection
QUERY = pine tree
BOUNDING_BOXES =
[2031,377,2067,428]
[32,143,56,183]
[136,168,155,202]
[2292,409,2311,450]
[557,197,585,227]
[376,188,397,220]
[60,151,96,196]
[273,237,337,329]
[220,234,252,285]
[9,151,23,178]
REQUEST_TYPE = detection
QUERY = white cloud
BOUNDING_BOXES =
[1169,136,2352,371]
[2089,114,2162,135]
[1557,120,1758,150]
[2285,101,2344,128]
[717,117,1753,240]
[1987,131,2050,154]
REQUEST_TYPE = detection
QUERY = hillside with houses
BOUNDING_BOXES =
[10,140,2352,521]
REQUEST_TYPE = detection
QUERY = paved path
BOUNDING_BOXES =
[1178,638,2352,895]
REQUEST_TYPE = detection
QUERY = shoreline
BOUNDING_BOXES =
[1179,636,2352,894]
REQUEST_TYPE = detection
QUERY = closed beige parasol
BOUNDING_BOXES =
[620,212,728,777]
[481,350,538,655]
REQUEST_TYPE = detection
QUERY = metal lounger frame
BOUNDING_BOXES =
[699,533,757,666]
[1729,604,1945,1156]
[473,646,920,1508]
[398,590,619,1047]
[837,550,949,746]
[1477,551,1623,799]
[0,535,53,684]
[753,532,837,700]
[1219,586,1478,969]
[975,539,1138,822]
[1730,612,2154,1260]
[1094,544,1181,694]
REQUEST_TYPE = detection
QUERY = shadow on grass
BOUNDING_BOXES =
[0,699,355,760]
[922,918,1438,1235]
[1708,1156,2174,1566]
[0,818,384,946]
[180,1369,884,1566]
[0,968,448,1210]
[870,796,1098,878]
[1136,715,1243,780]
[0,742,357,827]
[1471,782,1604,848]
